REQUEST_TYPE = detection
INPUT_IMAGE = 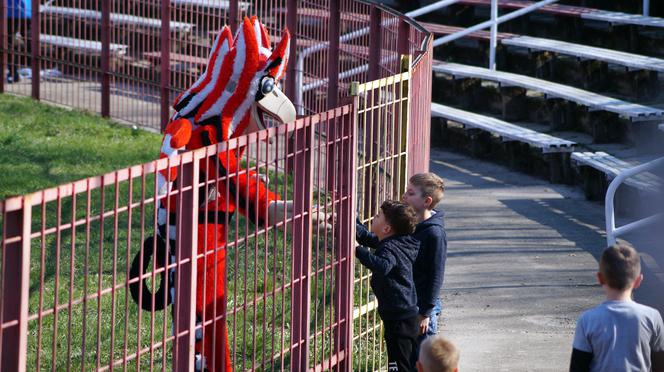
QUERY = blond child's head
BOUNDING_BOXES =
[403,173,445,212]
[417,335,459,372]
[598,243,642,291]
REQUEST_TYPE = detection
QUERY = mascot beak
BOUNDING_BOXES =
[256,85,296,125]
[250,84,296,143]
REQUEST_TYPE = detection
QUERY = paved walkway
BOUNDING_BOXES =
[431,148,607,371]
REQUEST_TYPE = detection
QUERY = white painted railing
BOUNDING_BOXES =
[605,157,664,246]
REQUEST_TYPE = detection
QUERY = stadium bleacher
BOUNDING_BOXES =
[427,0,664,200]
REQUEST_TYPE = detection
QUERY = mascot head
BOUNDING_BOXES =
[171,16,295,140]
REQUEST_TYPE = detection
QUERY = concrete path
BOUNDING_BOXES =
[430,148,607,371]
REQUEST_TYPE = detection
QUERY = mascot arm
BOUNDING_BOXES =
[217,149,279,227]
[158,119,193,198]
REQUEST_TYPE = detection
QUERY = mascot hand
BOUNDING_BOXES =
[268,200,335,232]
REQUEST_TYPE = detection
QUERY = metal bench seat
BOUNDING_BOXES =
[171,0,251,11]
[432,61,664,121]
[41,5,194,32]
[456,0,664,28]
[40,34,128,55]
[502,36,664,73]
[571,151,662,192]
[431,102,576,153]
[420,22,516,41]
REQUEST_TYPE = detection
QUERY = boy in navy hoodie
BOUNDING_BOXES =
[358,173,447,343]
[356,200,420,372]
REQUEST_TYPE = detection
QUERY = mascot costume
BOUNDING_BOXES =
[130,16,296,372]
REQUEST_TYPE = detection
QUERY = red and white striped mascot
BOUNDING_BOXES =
[130,16,301,372]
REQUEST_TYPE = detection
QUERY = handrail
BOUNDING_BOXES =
[294,0,451,113]
[431,0,560,70]
[605,156,664,246]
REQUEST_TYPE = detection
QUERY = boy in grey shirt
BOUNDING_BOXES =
[570,244,664,372]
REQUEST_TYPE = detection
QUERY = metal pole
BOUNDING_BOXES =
[0,199,32,372]
[160,0,170,132]
[0,0,6,93]
[290,119,313,370]
[368,5,382,81]
[173,153,199,371]
[229,0,238,34]
[30,0,38,99]
[433,0,560,47]
[327,0,340,109]
[643,0,650,16]
[101,0,110,117]
[489,0,498,70]
[285,0,297,107]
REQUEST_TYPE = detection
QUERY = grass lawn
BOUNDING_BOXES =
[0,93,162,199]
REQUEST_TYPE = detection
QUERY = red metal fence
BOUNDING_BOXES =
[1,1,432,370]
[1,105,358,371]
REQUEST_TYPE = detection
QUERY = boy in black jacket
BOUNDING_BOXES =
[358,173,447,344]
[356,200,420,372]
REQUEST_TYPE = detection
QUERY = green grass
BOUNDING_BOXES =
[0,93,162,199]
[0,93,385,371]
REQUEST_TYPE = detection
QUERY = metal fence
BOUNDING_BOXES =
[1,105,358,371]
[1,1,432,370]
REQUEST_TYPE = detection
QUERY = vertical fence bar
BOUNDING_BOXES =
[229,0,238,33]
[0,0,5,93]
[327,0,340,109]
[29,0,38,99]
[160,0,171,132]
[489,0,498,70]
[333,105,357,371]
[397,18,410,56]
[643,0,650,16]
[368,6,382,81]
[291,119,314,370]
[173,153,200,370]
[0,199,32,372]
[398,56,410,194]
[101,0,110,117]
[285,0,297,106]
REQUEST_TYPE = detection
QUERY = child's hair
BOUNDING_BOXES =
[600,244,641,290]
[409,173,445,207]
[419,335,459,372]
[380,200,417,236]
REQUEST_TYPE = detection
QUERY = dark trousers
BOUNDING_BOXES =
[383,315,419,372]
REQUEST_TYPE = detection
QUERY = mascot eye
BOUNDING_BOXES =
[260,77,275,95]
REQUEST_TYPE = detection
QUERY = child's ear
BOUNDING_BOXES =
[383,224,392,236]
[596,272,605,285]
[425,196,433,209]
[633,273,643,289]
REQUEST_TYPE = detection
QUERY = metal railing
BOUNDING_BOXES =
[605,156,664,246]
[0,1,433,371]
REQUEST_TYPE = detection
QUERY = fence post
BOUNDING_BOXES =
[291,118,313,370]
[30,0,38,99]
[0,0,6,93]
[285,0,297,107]
[101,0,110,117]
[160,0,171,132]
[172,152,199,371]
[332,104,358,371]
[327,0,340,109]
[0,198,32,372]
[397,18,410,57]
[397,55,410,195]
[368,5,382,81]
[229,0,238,33]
